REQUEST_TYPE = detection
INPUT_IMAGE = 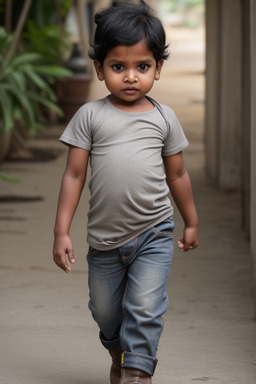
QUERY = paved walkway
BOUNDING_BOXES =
[0,28,255,384]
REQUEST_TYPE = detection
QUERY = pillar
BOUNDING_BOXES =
[205,0,220,181]
[241,0,251,237]
[251,0,256,314]
[218,0,242,190]
[205,0,242,190]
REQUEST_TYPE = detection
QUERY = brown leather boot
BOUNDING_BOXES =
[109,348,123,384]
[120,368,152,384]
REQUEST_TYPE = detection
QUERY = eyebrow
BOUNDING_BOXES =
[106,58,155,65]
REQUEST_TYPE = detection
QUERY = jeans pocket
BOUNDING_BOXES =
[88,246,100,256]
[152,217,174,236]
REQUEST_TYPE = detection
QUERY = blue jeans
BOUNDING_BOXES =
[86,218,174,376]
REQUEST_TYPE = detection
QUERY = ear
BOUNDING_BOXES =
[94,60,105,81]
[154,59,164,81]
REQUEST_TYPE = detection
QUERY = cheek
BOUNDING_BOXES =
[104,77,120,93]
[105,75,120,87]
[142,75,156,87]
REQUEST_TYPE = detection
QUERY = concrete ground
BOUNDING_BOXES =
[0,28,256,384]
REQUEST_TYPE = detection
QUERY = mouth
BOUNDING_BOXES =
[122,88,138,95]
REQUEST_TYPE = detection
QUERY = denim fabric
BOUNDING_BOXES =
[86,218,174,376]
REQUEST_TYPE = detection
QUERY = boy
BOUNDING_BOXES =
[53,1,199,383]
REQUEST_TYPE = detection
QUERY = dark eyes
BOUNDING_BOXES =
[112,64,149,72]
[138,64,149,71]
[112,64,124,71]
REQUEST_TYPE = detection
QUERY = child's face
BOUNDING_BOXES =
[94,40,164,108]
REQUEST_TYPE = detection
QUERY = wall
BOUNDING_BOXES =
[251,0,256,312]
[205,0,256,312]
[205,0,242,190]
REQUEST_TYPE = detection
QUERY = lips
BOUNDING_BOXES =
[122,88,138,95]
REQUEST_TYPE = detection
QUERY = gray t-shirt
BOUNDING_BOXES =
[60,96,189,250]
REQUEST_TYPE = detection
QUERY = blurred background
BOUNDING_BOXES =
[0,1,256,383]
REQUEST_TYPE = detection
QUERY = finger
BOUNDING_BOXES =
[61,256,71,273]
[181,244,189,252]
[62,252,72,272]
[67,249,75,264]
[183,242,198,252]
[188,243,199,250]
[178,239,191,252]
[177,237,185,250]
[54,252,71,273]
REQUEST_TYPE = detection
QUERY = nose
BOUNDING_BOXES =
[124,70,138,83]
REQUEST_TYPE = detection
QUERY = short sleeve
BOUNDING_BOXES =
[162,107,189,156]
[59,103,92,151]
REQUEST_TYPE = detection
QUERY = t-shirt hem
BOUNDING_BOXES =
[162,139,189,156]
[59,135,91,151]
[87,210,174,251]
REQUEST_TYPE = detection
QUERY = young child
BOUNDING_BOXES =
[53,1,199,383]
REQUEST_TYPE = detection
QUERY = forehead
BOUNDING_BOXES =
[105,40,155,63]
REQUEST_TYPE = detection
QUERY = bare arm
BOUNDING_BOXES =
[163,152,199,251]
[53,146,90,272]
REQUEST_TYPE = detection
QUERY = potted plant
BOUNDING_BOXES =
[55,41,92,122]
[54,0,93,122]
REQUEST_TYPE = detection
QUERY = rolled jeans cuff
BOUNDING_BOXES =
[99,332,122,350]
[121,351,158,376]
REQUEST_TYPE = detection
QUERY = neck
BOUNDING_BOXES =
[108,95,154,112]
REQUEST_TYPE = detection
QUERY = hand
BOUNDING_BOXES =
[53,234,75,273]
[178,226,199,252]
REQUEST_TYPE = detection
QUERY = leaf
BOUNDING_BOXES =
[27,90,64,116]
[0,173,20,183]
[0,27,12,53]
[0,88,13,133]
[6,83,36,125]
[22,67,56,100]
[0,61,14,81]
[34,65,71,78]
[10,71,26,92]
[12,53,42,68]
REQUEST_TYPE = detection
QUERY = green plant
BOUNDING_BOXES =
[0,173,20,183]
[0,27,71,135]
[0,0,73,31]
[23,21,71,65]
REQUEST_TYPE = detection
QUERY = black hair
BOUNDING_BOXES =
[89,0,169,64]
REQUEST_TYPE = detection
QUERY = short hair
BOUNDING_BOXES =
[89,0,169,64]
